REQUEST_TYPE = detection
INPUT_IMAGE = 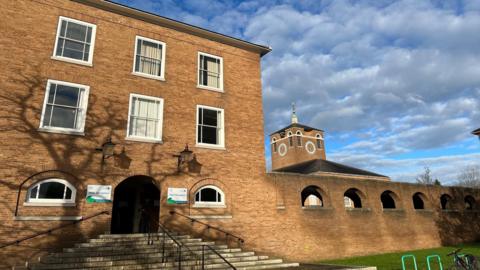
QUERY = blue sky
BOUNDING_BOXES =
[113,0,480,184]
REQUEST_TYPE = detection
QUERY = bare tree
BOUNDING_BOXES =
[456,166,480,188]
[416,166,435,185]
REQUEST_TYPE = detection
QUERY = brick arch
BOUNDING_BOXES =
[343,187,367,208]
[380,190,400,209]
[412,192,429,209]
[301,185,328,207]
[440,193,454,210]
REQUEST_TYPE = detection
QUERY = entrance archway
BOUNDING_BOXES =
[111,176,160,234]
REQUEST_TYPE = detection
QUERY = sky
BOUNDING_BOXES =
[113,0,480,185]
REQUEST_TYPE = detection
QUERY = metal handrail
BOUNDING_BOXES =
[0,210,109,249]
[202,244,237,270]
[169,211,244,244]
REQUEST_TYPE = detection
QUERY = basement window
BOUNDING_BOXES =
[198,52,223,91]
[196,105,225,148]
[52,17,96,65]
[27,179,76,205]
[39,80,90,134]
[194,185,225,207]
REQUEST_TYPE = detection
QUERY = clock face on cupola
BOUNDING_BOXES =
[269,103,326,171]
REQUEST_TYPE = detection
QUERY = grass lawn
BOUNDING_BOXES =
[320,243,480,270]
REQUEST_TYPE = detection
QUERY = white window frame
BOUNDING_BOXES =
[196,105,225,150]
[197,52,224,92]
[126,94,164,143]
[38,79,90,135]
[296,131,303,147]
[25,179,76,206]
[52,16,97,66]
[193,185,226,208]
[287,131,293,147]
[132,35,167,81]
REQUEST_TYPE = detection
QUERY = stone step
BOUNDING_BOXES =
[52,246,240,258]
[34,255,271,269]
[98,233,178,239]
[234,262,301,270]
[89,235,191,243]
[43,251,257,264]
[78,238,203,247]
[64,241,217,252]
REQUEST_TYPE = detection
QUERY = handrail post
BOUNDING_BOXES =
[202,244,205,270]
[162,229,166,263]
[178,245,182,270]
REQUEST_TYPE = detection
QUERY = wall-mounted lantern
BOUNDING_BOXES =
[174,144,201,173]
[96,137,116,164]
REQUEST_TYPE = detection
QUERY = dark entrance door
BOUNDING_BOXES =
[111,176,160,234]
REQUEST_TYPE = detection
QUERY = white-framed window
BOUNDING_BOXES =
[196,105,225,148]
[287,131,293,147]
[194,185,225,207]
[198,52,223,91]
[39,80,90,134]
[26,179,76,204]
[132,36,166,80]
[126,94,164,142]
[296,131,302,147]
[52,16,96,66]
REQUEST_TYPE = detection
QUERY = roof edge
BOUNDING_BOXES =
[72,0,272,57]
[472,128,480,135]
[269,171,390,181]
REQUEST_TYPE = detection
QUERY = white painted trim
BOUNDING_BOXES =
[194,185,225,206]
[196,105,225,148]
[188,215,232,220]
[126,93,164,142]
[197,52,224,92]
[270,134,324,144]
[14,216,82,221]
[132,35,166,80]
[125,137,163,144]
[278,143,287,156]
[305,141,316,154]
[26,179,77,204]
[23,202,76,207]
[192,204,227,208]
[52,16,96,66]
[39,79,90,134]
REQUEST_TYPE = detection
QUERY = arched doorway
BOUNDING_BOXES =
[111,176,160,234]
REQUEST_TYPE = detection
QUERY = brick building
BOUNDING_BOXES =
[0,0,479,268]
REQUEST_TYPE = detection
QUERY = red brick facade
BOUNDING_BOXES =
[0,0,479,268]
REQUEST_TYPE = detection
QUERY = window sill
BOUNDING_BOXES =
[14,216,82,221]
[414,209,434,213]
[196,85,224,93]
[192,203,226,208]
[125,137,163,144]
[382,208,405,212]
[132,72,165,82]
[302,206,333,211]
[195,144,226,151]
[51,56,93,67]
[23,202,76,207]
[441,209,461,213]
[346,208,371,212]
[188,215,232,220]
[38,127,85,136]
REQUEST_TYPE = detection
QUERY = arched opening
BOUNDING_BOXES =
[296,131,302,147]
[272,138,277,153]
[288,131,293,147]
[465,196,475,210]
[412,192,426,209]
[111,176,160,234]
[301,185,324,207]
[344,188,363,208]
[194,185,225,207]
[440,194,453,210]
[381,190,397,209]
[316,134,323,149]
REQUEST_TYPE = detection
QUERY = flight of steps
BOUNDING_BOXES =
[29,232,299,270]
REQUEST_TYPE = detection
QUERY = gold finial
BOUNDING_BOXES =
[291,102,298,124]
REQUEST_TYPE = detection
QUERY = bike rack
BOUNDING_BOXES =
[402,254,418,270]
[426,255,443,270]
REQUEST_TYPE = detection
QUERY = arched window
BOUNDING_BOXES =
[301,185,324,207]
[412,192,426,209]
[272,138,277,153]
[465,196,475,210]
[287,131,293,147]
[194,185,225,206]
[440,194,453,210]
[344,188,363,208]
[296,131,302,147]
[27,179,76,204]
[381,190,397,209]
[316,134,323,149]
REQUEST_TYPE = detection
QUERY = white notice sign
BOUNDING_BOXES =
[86,185,112,203]
[167,188,188,204]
